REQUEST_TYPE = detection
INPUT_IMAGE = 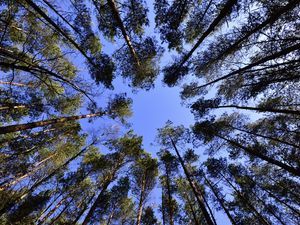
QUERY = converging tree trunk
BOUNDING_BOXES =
[169,137,215,225]
[0,112,104,134]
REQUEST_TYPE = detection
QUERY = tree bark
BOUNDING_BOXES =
[177,0,237,68]
[106,0,141,66]
[72,193,96,224]
[37,195,67,225]
[0,112,104,134]
[217,134,300,177]
[221,174,271,225]
[0,143,93,216]
[200,0,299,70]
[81,179,112,225]
[183,190,200,225]
[0,104,28,111]
[197,42,300,89]
[0,153,55,191]
[169,137,215,225]
[215,104,300,116]
[228,124,300,149]
[204,176,237,225]
[136,179,145,225]
[23,0,95,66]
[0,81,33,87]
[165,169,174,225]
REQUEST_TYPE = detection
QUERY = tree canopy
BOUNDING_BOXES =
[0,0,299,224]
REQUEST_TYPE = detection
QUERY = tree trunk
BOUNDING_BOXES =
[0,80,33,87]
[23,0,95,66]
[170,137,215,225]
[136,180,145,225]
[177,0,237,68]
[0,104,27,111]
[0,153,55,191]
[161,186,166,225]
[183,190,200,225]
[72,193,96,224]
[221,174,271,225]
[165,169,174,225]
[106,0,141,66]
[106,206,115,225]
[228,124,300,149]
[217,134,300,177]
[198,42,300,89]
[0,112,104,134]
[48,198,73,225]
[215,104,300,116]
[204,176,237,225]
[41,0,81,35]
[37,195,67,225]
[81,180,112,225]
[201,0,299,70]
[0,143,93,216]
[36,193,63,223]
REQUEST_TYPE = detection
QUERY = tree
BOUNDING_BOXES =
[158,150,180,225]
[131,153,158,225]
[141,206,159,225]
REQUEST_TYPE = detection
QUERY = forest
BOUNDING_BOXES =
[0,0,299,224]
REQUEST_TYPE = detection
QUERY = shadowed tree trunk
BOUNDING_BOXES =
[169,137,215,225]
[204,175,237,225]
[23,0,96,66]
[165,169,174,225]
[197,42,300,89]
[216,134,300,176]
[177,0,237,68]
[198,0,300,71]
[0,143,94,216]
[222,173,271,225]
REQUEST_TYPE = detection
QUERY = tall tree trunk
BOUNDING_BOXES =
[41,0,81,35]
[228,124,300,149]
[165,169,174,225]
[37,195,67,225]
[106,206,115,225]
[0,153,55,191]
[136,179,145,225]
[36,193,63,223]
[0,128,56,146]
[169,137,215,225]
[0,104,27,111]
[214,104,300,116]
[221,174,271,225]
[204,176,237,225]
[216,134,300,176]
[177,0,237,68]
[161,186,166,225]
[81,179,112,225]
[106,0,141,66]
[0,80,33,87]
[48,198,74,225]
[201,0,299,70]
[182,190,200,225]
[0,111,104,134]
[0,143,93,216]
[257,183,300,217]
[198,42,300,89]
[23,0,95,66]
[72,193,96,224]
